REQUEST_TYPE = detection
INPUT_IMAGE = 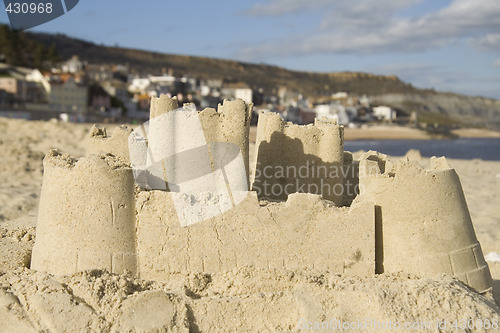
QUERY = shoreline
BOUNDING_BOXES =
[345,125,500,141]
[251,124,500,142]
[3,117,499,142]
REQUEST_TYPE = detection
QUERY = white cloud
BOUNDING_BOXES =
[372,63,450,88]
[494,59,500,67]
[471,34,500,52]
[237,0,500,59]
[245,0,332,16]
[319,0,423,31]
[371,63,500,98]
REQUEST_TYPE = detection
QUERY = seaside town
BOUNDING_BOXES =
[0,55,402,126]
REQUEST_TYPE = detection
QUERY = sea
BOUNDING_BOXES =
[344,138,500,161]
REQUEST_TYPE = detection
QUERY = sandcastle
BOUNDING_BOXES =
[31,96,492,293]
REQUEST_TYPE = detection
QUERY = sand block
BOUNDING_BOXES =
[136,191,375,280]
[359,153,492,292]
[252,111,344,205]
[31,150,137,276]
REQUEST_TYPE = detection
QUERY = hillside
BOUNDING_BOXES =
[1,25,499,129]
[27,30,423,97]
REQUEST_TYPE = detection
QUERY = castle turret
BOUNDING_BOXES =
[31,150,137,275]
[359,152,492,293]
[87,124,133,162]
[199,99,252,184]
[251,112,344,205]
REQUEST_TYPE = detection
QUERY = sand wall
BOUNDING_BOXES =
[136,192,374,281]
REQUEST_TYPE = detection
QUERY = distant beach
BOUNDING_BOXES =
[345,138,500,161]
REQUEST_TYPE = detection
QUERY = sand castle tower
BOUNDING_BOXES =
[251,111,344,206]
[86,124,133,162]
[359,152,492,293]
[31,150,137,275]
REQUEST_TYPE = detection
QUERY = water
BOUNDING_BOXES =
[344,138,500,161]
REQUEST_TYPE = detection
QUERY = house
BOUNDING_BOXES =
[49,76,88,113]
[0,64,48,107]
[359,95,370,108]
[221,82,252,104]
[0,75,22,101]
[373,106,396,121]
[61,55,84,74]
[26,69,50,95]
[85,64,113,82]
[101,80,129,104]
[0,64,27,103]
[315,103,352,125]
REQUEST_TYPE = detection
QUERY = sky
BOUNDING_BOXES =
[1,0,499,99]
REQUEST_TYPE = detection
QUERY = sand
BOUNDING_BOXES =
[1,117,500,332]
[344,125,432,140]
[251,124,500,142]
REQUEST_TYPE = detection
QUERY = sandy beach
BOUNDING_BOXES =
[1,117,499,332]
[250,123,500,142]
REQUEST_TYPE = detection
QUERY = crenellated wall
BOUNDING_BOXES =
[30,97,492,294]
[251,111,344,206]
[135,191,374,281]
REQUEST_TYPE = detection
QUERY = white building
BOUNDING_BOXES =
[373,106,396,121]
[26,69,50,94]
[149,75,175,86]
[332,92,348,99]
[128,78,153,94]
[221,83,253,104]
[315,103,350,125]
[61,55,83,73]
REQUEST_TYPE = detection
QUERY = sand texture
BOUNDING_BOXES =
[0,116,500,332]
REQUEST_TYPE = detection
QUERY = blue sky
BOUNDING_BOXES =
[1,0,499,99]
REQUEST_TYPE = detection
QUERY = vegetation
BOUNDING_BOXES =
[0,25,60,69]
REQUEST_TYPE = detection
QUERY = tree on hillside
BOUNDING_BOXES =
[0,24,61,69]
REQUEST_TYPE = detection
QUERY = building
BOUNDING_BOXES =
[61,55,84,74]
[220,82,252,104]
[372,106,396,121]
[49,76,88,113]
[0,64,48,108]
